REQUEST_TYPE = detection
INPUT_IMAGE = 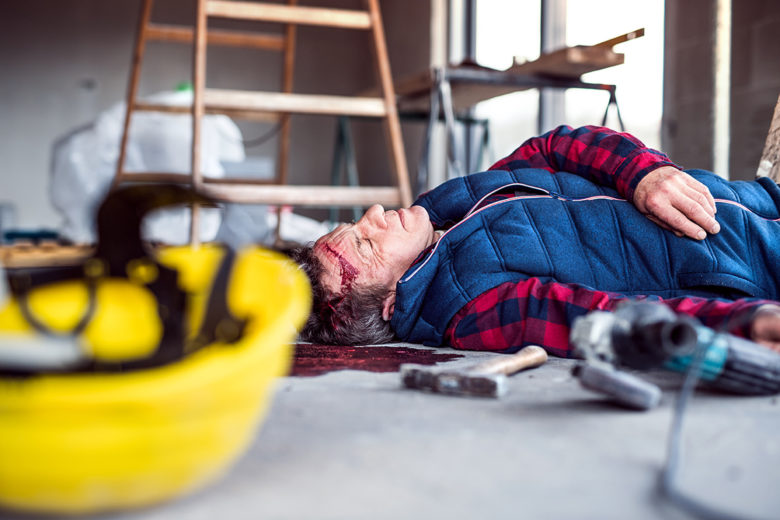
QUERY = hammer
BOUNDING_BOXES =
[400,345,548,398]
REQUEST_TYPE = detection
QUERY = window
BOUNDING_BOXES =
[473,0,664,163]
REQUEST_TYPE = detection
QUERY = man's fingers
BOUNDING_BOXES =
[682,184,716,219]
[645,215,685,238]
[642,183,720,239]
[685,177,717,215]
[654,206,708,240]
[644,214,673,232]
[677,187,721,235]
[643,191,718,239]
[751,306,780,352]
[633,166,720,238]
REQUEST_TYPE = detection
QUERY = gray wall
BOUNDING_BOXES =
[0,0,430,231]
[663,0,780,179]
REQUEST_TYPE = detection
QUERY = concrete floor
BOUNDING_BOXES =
[6,344,780,520]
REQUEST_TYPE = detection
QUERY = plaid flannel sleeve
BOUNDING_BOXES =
[488,125,679,201]
[444,277,774,358]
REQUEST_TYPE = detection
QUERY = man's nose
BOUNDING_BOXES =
[357,204,386,229]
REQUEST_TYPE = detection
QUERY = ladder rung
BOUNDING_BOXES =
[115,172,278,185]
[133,101,281,123]
[113,174,401,206]
[204,89,388,118]
[199,184,402,207]
[116,172,198,184]
[146,23,284,50]
[206,1,372,29]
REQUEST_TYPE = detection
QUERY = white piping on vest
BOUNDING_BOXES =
[401,183,627,282]
[715,199,780,221]
[401,185,779,283]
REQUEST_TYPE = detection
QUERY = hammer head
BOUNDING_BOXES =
[400,364,507,398]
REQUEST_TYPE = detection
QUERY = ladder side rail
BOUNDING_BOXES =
[364,0,412,207]
[113,0,155,188]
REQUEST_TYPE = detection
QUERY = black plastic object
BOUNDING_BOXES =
[2,184,245,376]
[609,302,698,369]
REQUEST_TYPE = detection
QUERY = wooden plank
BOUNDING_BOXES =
[390,69,436,98]
[114,172,278,185]
[388,62,614,113]
[113,175,403,207]
[198,184,403,207]
[507,28,644,79]
[1,245,93,268]
[757,94,780,181]
[593,28,645,49]
[115,172,196,184]
[146,24,285,50]
[203,89,388,117]
[206,1,371,29]
[510,46,624,79]
[390,67,537,114]
[133,101,280,122]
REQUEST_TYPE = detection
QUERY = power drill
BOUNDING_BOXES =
[570,301,780,410]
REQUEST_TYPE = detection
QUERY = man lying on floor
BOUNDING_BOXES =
[290,125,780,356]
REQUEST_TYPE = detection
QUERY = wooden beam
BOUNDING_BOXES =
[203,89,388,117]
[198,184,403,207]
[593,28,645,49]
[114,172,278,185]
[510,46,624,79]
[134,101,280,122]
[146,24,285,50]
[1,245,94,268]
[112,175,403,207]
[206,1,372,29]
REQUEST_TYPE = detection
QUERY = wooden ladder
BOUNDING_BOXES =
[113,0,412,240]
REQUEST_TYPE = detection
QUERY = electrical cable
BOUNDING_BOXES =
[240,122,282,148]
[659,329,770,520]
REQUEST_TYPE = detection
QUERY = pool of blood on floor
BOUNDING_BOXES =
[290,344,463,377]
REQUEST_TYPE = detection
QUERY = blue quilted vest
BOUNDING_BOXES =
[390,168,780,346]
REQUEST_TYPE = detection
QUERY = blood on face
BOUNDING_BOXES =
[317,242,360,293]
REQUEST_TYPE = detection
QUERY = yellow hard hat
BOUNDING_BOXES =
[0,185,311,514]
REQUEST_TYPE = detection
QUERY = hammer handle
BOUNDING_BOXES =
[471,345,548,375]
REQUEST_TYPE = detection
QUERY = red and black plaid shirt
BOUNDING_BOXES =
[440,125,771,357]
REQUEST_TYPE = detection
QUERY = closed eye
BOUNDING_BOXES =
[354,233,367,254]
[353,232,373,257]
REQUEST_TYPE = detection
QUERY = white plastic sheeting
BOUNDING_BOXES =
[50,90,245,244]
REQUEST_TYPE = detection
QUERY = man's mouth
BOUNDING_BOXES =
[398,209,406,229]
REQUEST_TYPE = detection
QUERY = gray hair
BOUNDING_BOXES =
[287,245,395,345]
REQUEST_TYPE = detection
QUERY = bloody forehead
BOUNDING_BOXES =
[316,241,360,292]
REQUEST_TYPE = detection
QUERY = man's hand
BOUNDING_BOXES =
[633,166,720,240]
[750,305,780,352]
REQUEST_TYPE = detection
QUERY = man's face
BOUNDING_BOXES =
[313,204,437,295]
